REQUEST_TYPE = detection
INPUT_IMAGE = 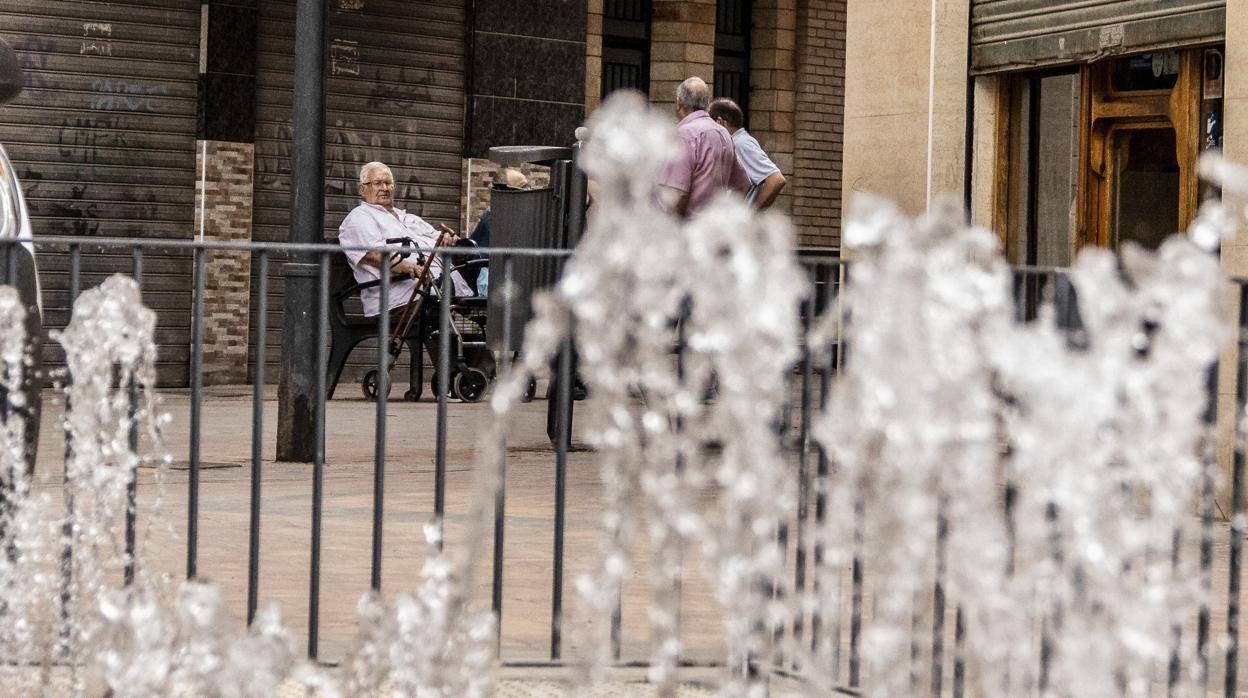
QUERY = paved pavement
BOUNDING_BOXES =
[23,382,1248,695]
[28,382,759,691]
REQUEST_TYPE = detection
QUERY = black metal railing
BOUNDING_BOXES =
[0,236,1245,694]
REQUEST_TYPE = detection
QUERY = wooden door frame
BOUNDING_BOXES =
[1076,50,1202,250]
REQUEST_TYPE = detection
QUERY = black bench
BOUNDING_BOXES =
[326,250,491,401]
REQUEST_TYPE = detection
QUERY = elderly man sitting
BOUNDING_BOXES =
[338,161,472,317]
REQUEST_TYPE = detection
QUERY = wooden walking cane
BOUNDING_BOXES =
[387,225,456,359]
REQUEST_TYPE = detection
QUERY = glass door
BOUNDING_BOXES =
[1109,125,1180,251]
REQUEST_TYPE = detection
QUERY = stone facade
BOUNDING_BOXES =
[194,141,255,385]
[841,0,970,221]
[468,0,587,158]
[1215,0,1248,512]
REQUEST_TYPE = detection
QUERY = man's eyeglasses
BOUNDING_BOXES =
[362,180,394,188]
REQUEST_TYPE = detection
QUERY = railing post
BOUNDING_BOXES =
[1224,282,1248,696]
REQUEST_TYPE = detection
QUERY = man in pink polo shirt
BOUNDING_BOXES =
[658,76,750,219]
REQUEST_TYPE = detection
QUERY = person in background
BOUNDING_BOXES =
[338,161,471,317]
[468,167,529,298]
[708,97,787,211]
[658,76,749,219]
[469,167,529,248]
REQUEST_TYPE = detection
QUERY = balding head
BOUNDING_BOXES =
[502,168,528,189]
[675,77,710,118]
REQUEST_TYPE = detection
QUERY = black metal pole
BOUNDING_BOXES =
[58,244,81,659]
[370,271,389,591]
[849,495,864,687]
[435,264,451,550]
[931,501,948,696]
[492,255,514,653]
[550,320,573,660]
[276,0,326,463]
[1197,364,1217,692]
[792,290,813,665]
[187,248,205,579]
[1226,284,1248,697]
[308,252,330,659]
[247,251,268,624]
[952,607,965,697]
[125,249,143,586]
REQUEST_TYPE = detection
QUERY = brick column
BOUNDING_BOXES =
[790,0,846,248]
[196,0,257,385]
[649,0,716,103]
[586,0,604,112]
[195,142,255,385]
[750,0,799,216]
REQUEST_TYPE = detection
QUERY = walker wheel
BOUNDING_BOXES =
[453,368,490,403]
[362,370,393,401]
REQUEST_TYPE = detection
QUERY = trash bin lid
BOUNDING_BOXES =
[488,145,574,166]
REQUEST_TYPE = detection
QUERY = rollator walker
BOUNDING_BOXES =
[327,226,495,402]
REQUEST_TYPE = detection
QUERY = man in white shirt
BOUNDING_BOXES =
[708,98,787,211]
[338,161,472,316]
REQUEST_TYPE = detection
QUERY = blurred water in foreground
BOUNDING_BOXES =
[0,92,1246,696]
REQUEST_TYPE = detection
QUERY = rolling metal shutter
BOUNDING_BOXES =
[252,0,466,383]
[971,0,1226,74]
[0,0,200,386]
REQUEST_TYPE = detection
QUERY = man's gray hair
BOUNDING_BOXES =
[359,161,390,185]
[675,76,710,112]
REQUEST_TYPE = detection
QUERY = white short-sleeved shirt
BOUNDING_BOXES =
[338,202,472,316]
[731,128,781,205]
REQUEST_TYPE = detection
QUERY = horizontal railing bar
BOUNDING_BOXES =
[0,235,580,258]
[501,659,729,670]
[0,236,866,269]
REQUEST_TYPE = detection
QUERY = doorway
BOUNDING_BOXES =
[1078,49,1202,252]
[997,47,1224,263]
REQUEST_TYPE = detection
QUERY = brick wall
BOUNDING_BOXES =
[749,0,799,216]
[649,0,717,102]
[790,0,846,248]
[194,141,254,385]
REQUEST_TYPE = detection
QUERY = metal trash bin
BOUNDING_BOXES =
[485,145,587,352]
